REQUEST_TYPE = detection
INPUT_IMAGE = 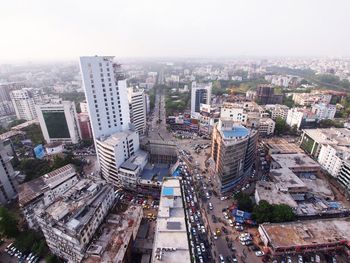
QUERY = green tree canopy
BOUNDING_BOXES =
[252,200,273,224]
[0,206,19,238]
[274,117,289,135]
[252,201,295,223]
[235,192,253,212]
[272,204,296,223]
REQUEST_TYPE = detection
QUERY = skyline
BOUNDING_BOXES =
[0,0,350,62]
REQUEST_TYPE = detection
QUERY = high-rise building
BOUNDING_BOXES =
[36,101,81,144]
[0,140,17,204]
[79,56,130,139]
[191,82,212,117]
[256,85,283,105]
[211,119,258,193]
[128,87,146,135]
[10,89,37,120]
[95,130,139,187]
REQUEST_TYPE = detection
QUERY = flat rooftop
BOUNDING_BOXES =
[120,150,148,171]
[271,153,320,171]
[263,138,303,154]
[255,181,298,208]
[152,178,191,263]
[260,218,350,249]
[98,130,135,146]
[140,163,170,182]
[303,128,350,146]
[270,167,307,192]
[222,126,249,139]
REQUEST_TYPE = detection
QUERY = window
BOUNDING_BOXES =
[100,73,103,77]
[94,100,97,103]
[102,84,105,87]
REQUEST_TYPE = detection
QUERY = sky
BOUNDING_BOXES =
[0,0,349,62]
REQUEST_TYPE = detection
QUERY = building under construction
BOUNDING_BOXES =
[141,139,178,164]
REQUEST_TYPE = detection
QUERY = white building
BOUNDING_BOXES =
[259,118,275,136]
[286,108,317,129]
[36,101,81,144]
[191,82,212,117]
[264,104,289,120]
[79,56,130,139]
[311,103,336,120]
[220,103,247,124]
[152,178,191,263]
[10,89,37,121]
[0,140,17,204]
[79,101,89,113]
[95,130,140,187]
[128,87,147,135]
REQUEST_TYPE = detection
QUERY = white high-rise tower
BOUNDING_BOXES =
[79,56,130,139]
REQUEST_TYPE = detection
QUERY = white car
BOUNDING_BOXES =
[255,251,264,257]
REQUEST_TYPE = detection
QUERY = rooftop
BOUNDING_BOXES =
[260,218,350,249]
[140,163,170,182]
[222,125,249,140]
[120,150,148,171]
[271,153,320,171]
[18,164,76,207]
[263,138,303,154]
[303,128,350,147]
[152,178,191,263]
[84,206,143,263]
[98,130,135,146]
[270,167,307,192]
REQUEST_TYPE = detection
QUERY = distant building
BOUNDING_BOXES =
[79,101,89,113]
[77,113,93,140]
[0,140,17,204]
[18,164,78,229]
[10,89,37,120]
[128,87,147,135]
[152,178,191,263]
[0,82,24,116]
[191,82,212,117]
[255,85,282,105]
[37,178,115,262]
[286,108,317,129]
[292,92,332,106]
[211,119,258,192]
[36,101,81,144]
[258,118,275,136]
[311,103,336,120]
[264,104,289,120]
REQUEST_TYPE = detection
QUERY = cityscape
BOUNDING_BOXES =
[0,1,350,263]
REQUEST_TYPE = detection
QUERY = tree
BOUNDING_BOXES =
[0,206,19,238]
[252,200,273,224]
[234,192,253,212]
[319,119,344,128]
[272,204,295,222]
[274,117,288,135]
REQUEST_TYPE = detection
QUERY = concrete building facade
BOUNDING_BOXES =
[128,87,147,135]
[36,101,81,144]
[10,89,37,121]
[211,119,258,193]
[0,140,17,204]
[191,82,212,117]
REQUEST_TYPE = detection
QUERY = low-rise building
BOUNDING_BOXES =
[18,164,78,229]
[152,178,191,263]
[311,103,336,120]
[84,206,143,263]
[259,218,350,256]
[286,107,317,129]
[264,104,289,120]
[37,178,115,262]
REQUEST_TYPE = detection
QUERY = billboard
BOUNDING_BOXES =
[43,111,70,139]
[34,144,45,159]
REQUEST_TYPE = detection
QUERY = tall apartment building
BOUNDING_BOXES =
[36,101,81,144]
[211,119,258,192]
[18,164,78,229]
[79,56,130,139]
[80,56,140,184]
[191,82,212,117]
[95,130,140,187]
[300,128,350,191]
[0,140,17,204]
[0,82,24,116]
[128,87,147,135]
[37,178,115,262]
[311,103,336,120]
[10,89,37,120]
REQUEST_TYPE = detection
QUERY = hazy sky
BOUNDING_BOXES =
[0,0,349,62]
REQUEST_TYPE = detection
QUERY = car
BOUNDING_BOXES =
[26,253,33,260]
[298,255,303,263]
[287,256,292,263]
[219,254,225,263]
[200,243,206,252]
[228,219,234,227]
[232,255,238,262]
[205,192,210,199]
[198,255,204,263]
[226,256,232,263]
[213,232,218,239]
[235,225,244,231]
[196,245,202,255]
[255,251,264,257]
